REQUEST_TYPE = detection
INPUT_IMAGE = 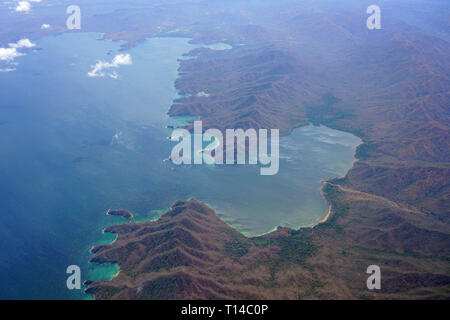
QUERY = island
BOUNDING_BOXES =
[106,209,134,220]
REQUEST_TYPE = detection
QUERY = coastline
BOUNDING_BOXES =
[85,37,362,297]
[317,204,333,225]
[312,137,363,228]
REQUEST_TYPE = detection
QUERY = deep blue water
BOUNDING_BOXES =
[0,33,360,299]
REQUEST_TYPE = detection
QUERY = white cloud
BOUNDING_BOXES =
[0,38,35,71]
[196,91,210,97]
[41,24,51,29]
[15,1,31,12]
[88,54,132,79]
[111,54,132,66]
[14,0,41,13]
[109,71,119,79]
[0,68,16,72]
[0,48,23,61]
[9,38,36,48]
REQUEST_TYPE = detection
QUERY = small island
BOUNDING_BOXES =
[106,209,134,220]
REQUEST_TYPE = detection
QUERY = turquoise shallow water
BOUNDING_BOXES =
[0,33,360,299]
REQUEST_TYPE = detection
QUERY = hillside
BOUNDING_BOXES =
[86,198,450,299]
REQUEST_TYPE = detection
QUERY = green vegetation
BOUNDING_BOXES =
[265,230,318,282]
[306,93,355,127]
[355,143,378,160]
[299,271,325,299]
[251,236,270,248]
[138,276,179,299]
[316,183,349,233]
[276,230,318,264]
[224,238,251,259]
